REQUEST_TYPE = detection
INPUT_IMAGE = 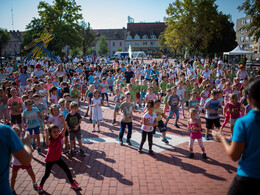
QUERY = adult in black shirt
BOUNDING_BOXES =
[125,65,135,83]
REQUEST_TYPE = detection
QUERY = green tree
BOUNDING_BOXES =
[22,0,83,56]
[116,48,123,51]
[0,28,11,56]
[80,21,96,56]
[164,0,222,55]
[207,13,237,55]
[97,35,109,56]
[238,0,260,41]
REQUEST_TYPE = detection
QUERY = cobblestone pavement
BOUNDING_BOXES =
[10,99,238,195]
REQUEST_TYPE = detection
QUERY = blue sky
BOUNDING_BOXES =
[0,0,245,31]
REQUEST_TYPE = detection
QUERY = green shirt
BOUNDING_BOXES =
[154,107,163,121]
[153,86,159,94]
[166,83,175,89]
[120,102,134,123]
[228,73,236,82]
[141,85,148,93]
[130,90,135,101]
[185,85,193,101]
[70,89,80,99]
[159,81,168,93]
[134,85,141,93]
[163,95,169,105]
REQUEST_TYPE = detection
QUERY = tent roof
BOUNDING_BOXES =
[223,46,254,55]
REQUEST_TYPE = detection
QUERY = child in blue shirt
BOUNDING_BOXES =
[22,99,41,153]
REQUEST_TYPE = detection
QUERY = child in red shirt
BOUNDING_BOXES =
[38,122,81,194]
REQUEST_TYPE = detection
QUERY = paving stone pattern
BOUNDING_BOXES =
[10,100,238,195]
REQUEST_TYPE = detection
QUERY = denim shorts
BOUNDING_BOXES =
[27,126,40,135]
[168,108,179,119]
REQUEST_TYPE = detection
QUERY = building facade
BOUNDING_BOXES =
[236,16,259,55]
[125,22,166,53]
[2,30,23,57]
[94,29,127,55]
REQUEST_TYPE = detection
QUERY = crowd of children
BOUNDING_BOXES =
[0,56,256,194]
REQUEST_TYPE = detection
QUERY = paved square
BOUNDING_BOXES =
[10,101,238,194]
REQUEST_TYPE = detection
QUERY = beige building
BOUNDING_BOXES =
[236,16,259,56]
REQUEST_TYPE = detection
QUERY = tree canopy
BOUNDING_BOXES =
[97,35,109,56]
[161,0,237,56]
[80,21,96,56]
[0,28,11,56]
[22,0,83,55]
[238,0,260,41]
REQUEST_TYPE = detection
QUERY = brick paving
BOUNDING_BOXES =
[10,99,238,194]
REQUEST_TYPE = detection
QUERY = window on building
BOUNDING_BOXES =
[249,43,254,49]
[151,35,157,40]
[119,42,122,46]
[142,35,148,39]
[246,19,250,24]
[126,35,132,40]
[250,36,254,40]
[135,42,140,46]
[245,36,249,41]
[126,42,131,47]
[240,36,244,42]
[241,20,245,25]
[143,42,147,46]
[112,42,115,46]
[134,35,140,40]
[150,41,156,46]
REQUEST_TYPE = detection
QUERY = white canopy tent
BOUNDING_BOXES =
[223,46,254,65]
[223,45,254,55]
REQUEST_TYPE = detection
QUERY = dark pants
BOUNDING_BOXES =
[228,175,260,195]
[139,131,153,151]
[119,122,132,140]
[40,157,73,186]
[101,93,108,102]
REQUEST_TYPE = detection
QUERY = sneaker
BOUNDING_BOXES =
[89,118,92,123]
[189,153,194,158]
[80,149,85,157]
[112,119,116,124]
[84,113,89,117]
[174,123,180,128]
[71,181,81,191]
[202,153,207,159]
[126,139,132,146]
[119,138,123,145]
[37,148,41,154]
[33,183,38,191]
[164,138,169,144]
[138,148,142,153]
[92,128,95,132]
[38,185,44,194]
[205,135,210,140]
[162,138,166,143]
[149,150,155,155]
[97,128,100,132]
